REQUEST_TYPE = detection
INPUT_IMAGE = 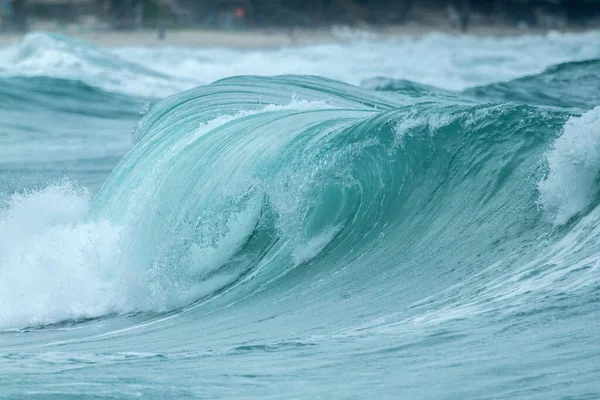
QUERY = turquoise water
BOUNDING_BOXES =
[1,32,600,399]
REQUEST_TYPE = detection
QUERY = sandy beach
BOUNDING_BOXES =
[0,23,597,49]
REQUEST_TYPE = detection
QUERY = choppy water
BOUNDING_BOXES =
[1,31,600,399]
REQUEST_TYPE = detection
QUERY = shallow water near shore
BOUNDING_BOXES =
[1,31,600,399]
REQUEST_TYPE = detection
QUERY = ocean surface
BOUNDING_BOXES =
[1,31,600,399]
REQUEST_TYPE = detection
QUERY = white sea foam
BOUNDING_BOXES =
[539,107,600,225]
[0,183,127,329]
[114,31,600,93]
[0,181,253,329]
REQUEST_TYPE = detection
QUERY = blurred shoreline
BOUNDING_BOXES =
[0,23,598,48]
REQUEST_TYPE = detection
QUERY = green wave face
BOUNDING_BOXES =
[89,73,596,324]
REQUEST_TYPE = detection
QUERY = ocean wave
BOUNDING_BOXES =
[3,74,598,332]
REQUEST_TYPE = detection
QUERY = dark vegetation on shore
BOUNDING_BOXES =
[2,0,600,33]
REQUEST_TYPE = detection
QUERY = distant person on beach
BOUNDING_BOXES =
[457,0,470,32]
[449,0,471,32]
[134,2,144,30]
[158,20,166,40]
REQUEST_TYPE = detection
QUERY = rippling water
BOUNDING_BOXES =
[1,31,600,399]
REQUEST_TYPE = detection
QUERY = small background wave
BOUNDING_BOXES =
[0,31,599,97]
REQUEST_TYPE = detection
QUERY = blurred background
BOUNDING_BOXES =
[0,0,599,35]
